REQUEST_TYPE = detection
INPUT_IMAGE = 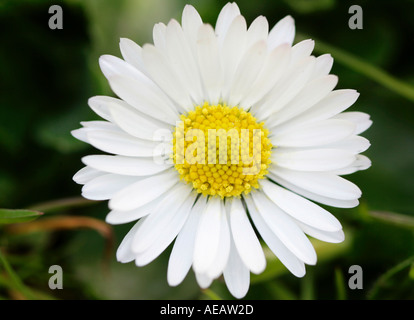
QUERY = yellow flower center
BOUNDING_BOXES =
[172,102,273,198]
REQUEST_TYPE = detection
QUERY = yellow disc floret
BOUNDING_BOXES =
[172,102,273,198]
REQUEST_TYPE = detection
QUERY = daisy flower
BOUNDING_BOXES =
[72,2,371,298]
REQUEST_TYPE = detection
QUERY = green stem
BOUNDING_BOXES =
[265,281,297,300]
[296,32,414,103]
[334,267,347,300]
[368,210,414,230]
[202,288,223,300]
[368,255,414,299]
[0,249,37,300]
[26,196,97,213]
[300,268,315,300]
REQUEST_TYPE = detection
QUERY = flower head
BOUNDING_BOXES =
[72,2,371,298]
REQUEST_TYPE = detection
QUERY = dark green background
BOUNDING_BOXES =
[0,0,413,299]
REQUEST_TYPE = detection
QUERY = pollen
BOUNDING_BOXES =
[172,102,273,198]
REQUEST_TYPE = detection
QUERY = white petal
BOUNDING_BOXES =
[276,89,360,133]
[142,43,193,110]
[165,19,204,104]
[268,15,295,49]
[220,15,247,98]
[268,166,362,201]
[245,195,306,277]
[267,170,359,208]
[322,136,371,154]
[88,96,116,122]
[71,128,89,143]
[223,237,250,299]
[230,198,266,274]
[296,221,345,243]
[206,201,231,279]
[267,74,338,126]
[182,4,203,50]
[196,24,223,105]
[272,148,355,172]
[333,112,372,135]
[72,121,121,144]
[240,43,291,108]
[86,129,162,157]
[109,169,179,211]
[105,197,159,225]
[251,192,317,265]
[82,155,171,177]
[311,54,334,80]
[330,154,371,175]
[260,180,342,232]
[134,192,196,267]
[226,40,267,106]
[193,197,223,274]
[247,15,269,47]
[153,22,167,50]
[73,166,104,185]
[271,119,355,147]
[290,39,314,64]
[131,184,193,253]
[107,99,171,141]
[107,75,178,124]
[99,54,148,84]
[116,219,144,263]
[168,197,206,287]
[82,174,138,200]
[254,56,315,120]
[119,38,146,73]
[195,272,213,289]
[215,2,241,45]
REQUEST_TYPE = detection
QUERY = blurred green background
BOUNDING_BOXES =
[0,0,413,300]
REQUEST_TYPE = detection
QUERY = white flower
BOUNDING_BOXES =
[72,2,371,299]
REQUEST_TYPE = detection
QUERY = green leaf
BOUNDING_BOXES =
[334,267,347,300]
[0,209,43,225]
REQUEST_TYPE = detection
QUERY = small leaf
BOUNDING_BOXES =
[0,209,43,225]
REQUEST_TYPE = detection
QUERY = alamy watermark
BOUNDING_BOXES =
[348,5,363,30]
[348,264,363,289]
[48,5,363,32]
[48,5,63,30]
[48,265,63,290]
[153,122,265,175]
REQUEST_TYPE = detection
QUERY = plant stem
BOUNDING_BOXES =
[334,267,347,300]
[0,249,37,300]
[202,288,223,300]
[368,255,414,299]
[26,196,97,213]
[368,210,414,230]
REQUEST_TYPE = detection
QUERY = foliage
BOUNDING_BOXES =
[0,0,413,300]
